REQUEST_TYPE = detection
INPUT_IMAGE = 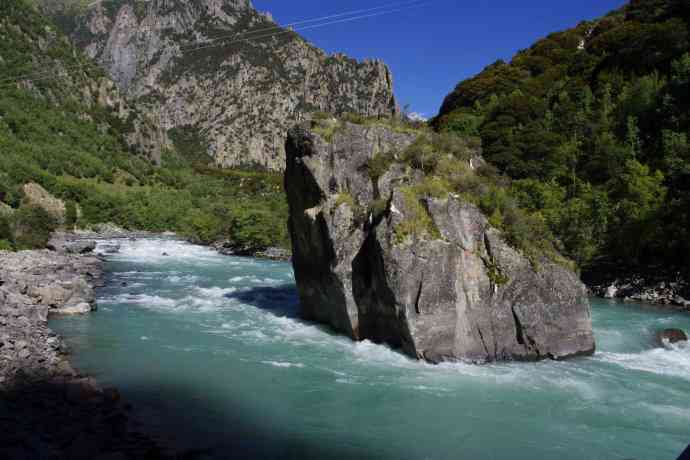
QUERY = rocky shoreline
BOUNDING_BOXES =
[0,232,173,459]
[584,268,690,312]
[209,240,291,261]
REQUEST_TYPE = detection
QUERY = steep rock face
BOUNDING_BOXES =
[60,0,397,169]
[285,123,595,363]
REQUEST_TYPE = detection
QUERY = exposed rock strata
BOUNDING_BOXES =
[285,122,596,363]
[56,0,398,169]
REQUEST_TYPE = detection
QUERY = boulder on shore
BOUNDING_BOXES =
[48,233,96,254]
[284,122,595,364]
[21,182,66,225]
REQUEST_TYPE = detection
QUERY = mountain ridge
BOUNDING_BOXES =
[433,0,690,278]
[44,0,398,169]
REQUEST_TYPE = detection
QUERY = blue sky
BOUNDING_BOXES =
[253,0,627,118]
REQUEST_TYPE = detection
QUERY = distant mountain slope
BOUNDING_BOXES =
[0,0,288,251]
[437,0,689,119]
[434,0,690,274]
[0,0,165,161]
[45,0,398,170]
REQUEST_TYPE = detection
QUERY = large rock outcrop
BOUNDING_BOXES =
[51,0,398,169]
[285,122,596,363]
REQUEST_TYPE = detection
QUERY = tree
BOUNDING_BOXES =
[13,205,58,250]
[65,200,78,229]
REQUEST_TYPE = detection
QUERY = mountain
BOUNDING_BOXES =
[42,0,397,169]
[0,0,288,251]
[433,0,690,276]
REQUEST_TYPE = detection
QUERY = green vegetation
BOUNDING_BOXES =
[394,185,443,244]
[374,131,565,264]
[13,206,58,250]
[335,193,357,210]
[313,110,566,263]
[0,0,288,251]
[484,257,510,286]
[435,0,690,274]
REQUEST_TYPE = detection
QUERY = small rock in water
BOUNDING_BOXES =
[657,328,688,348]
[604,284,618,299]
[161,252,169,256]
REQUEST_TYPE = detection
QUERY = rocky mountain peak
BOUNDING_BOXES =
[48,0,397,169]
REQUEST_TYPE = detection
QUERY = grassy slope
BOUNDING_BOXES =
[0,0,288,250]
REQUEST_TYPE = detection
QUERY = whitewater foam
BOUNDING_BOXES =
[261,361,305,369]
[597,346,690,380]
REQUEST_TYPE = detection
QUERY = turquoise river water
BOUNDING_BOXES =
[50,238,690,460]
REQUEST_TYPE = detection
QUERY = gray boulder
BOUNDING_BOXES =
[48,233,97,254]
[285,122,595,363]
[657,329,688,346]
[604,284,618,299]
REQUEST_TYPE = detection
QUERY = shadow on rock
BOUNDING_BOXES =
[224,284,300,319]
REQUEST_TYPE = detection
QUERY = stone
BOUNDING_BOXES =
[48,233,97,254]
[68,240,96,254]
[604,284,618,299]
[285,122,596,364]
[0,202,14,217]
[0,244,103,385]
[21,183,66,225]
[53,302,93,315]
[657,329,688,346]
[673,296,689,307]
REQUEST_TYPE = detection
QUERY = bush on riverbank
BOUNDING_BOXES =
[0,73,288,250]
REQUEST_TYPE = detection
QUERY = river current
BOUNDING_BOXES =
[50,238,690,459]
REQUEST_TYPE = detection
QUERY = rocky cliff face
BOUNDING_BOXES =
[285,122,595,363]
[57,0,397,169]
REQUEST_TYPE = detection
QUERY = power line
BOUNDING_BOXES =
[0,1,429,87]
[180,0,426,46]
[181,3,429,54]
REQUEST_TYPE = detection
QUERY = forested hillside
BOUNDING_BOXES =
[435,0,690,276]
[0,0,287,250]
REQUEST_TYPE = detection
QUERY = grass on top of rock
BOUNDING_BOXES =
[361,128,572,269]
[310,111,427,143]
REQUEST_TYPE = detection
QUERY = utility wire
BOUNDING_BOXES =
[182,3,428,54]
[180,0,426,46]
[0,1,428,87]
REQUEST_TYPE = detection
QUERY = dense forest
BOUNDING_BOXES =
[0,0,288,251]
[434,0,690,277]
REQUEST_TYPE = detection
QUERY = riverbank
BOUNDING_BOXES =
[0,232,172,459]
[209,239,291,261]
[584,265,690,311]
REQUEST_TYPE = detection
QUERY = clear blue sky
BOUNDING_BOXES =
[253,0,627,118]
